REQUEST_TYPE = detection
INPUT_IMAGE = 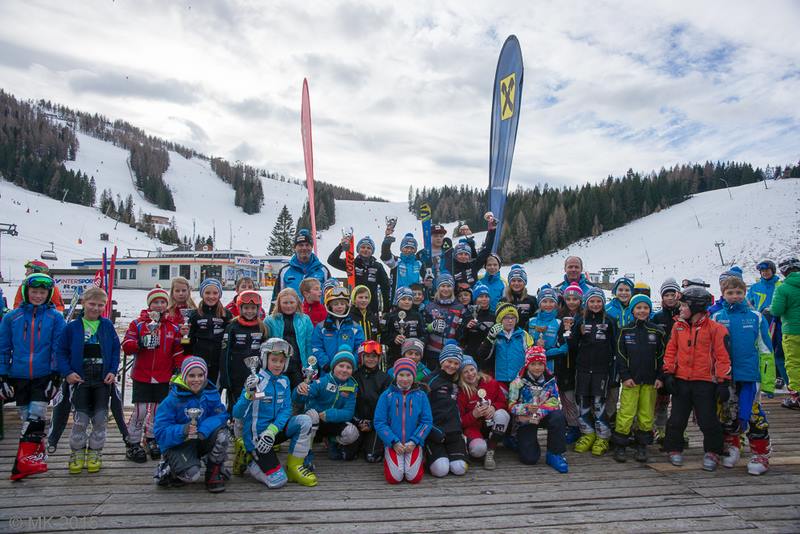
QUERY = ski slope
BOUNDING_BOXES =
[518,179,800,293]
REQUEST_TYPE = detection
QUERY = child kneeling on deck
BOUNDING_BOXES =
[374,357,433,483]
[507,346,569,473]
[232,338,317,488]
[153,357,230,492]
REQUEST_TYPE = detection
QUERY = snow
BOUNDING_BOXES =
[516,178,800,294]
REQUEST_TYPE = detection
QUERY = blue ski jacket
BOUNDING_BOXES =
[270,253,330,309]
[0,302,65,379]
[311,316,365,372]
[55,316,120,379]
[293,373,358,423]
[528,309,568,373]
[712,301,773,383]
[557,274,595,294]
[265,313,314,367]
[605,298,633,327]
[374,383,433,447]
[477,273,507,312]
[747,275,781,314]
[232,370,293,452]
[154,377,229,452]
[492,327,534,382]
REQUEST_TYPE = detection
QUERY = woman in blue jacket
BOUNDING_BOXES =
[153,357,230,492]
[374,357,433,484]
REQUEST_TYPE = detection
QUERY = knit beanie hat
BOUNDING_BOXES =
[485,253,502,268]
[294,229,312,246]
[454,240,471,257]
[435,273,455,290]
[394,286,414,305]
[520,346,547,376]
[322,277,341,293]
[401,337,425,356]
[508,264,528,283]
[563,282,583,298]
[199,278,223,296]
[400,233,418,251]
[495,303,519,323]
[461,355,477,370]
[147,285,169,306]
[351,285,372,305]
[629,294,653,312]
[330,345,357,371]
[472,284,490,299]
[438,342,463,365]
[537,287,559,304]
[356,236,375,253]
[660,277,681,296]
[719,266,743,283]
[583,287,607,306]
[393,357,417,379]
[612,277,634,294]
[180,356,208,383]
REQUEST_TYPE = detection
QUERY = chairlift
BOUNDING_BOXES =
[41,242,58,261]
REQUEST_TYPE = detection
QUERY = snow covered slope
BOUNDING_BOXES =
[517,179,800,292]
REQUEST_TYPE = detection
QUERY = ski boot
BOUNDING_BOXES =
[667,451,683,466]
[286,454,318,486]
[232,437,248,476]
[592,437,609,456]
[721,436,741,468]
[125,441,147,463]
[365,452,382,463]
[205,462,226,493]
[10,419,48,481]
[574,433,596,453]
[68,449,86,474]
[613,445,627,463]
[266,467,288,489]
[634,445,648,463]
[781,391,800,410]
[565,426,581,445]
[545,452,569,473]
[145,438,161,460]
[484,450,496,470]
[86,449,103,473]
[702,452,720,472]
[747,438,770,476]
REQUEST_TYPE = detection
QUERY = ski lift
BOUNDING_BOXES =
[41,242,58,261]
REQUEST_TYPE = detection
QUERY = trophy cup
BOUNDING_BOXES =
[303,356,318,384]
[146,311,160,349]
[243,355,265,399]
[562,316,574,339]
[397,310,406,337]
[180,309,191,345]
[185,407,204,440]
[477,388,495,426]
[385,216,397,234]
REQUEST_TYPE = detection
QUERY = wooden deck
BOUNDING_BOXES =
[0,397,798,533]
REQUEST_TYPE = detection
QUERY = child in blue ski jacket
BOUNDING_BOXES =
[477,304,533,382]
[477,253,506,312]
[374,357,433,484]
[381,232,425,303]
[232,338,317,488]
[712,276,774,476]
[529,287,568,373]
[605,277,634,327]
[152,357,230,492]
[311,287,365,373]
[294,346,359,465]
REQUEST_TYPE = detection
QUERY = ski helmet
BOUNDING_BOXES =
[324,286,351,318]
[778,257,800,276]
[237,290,262,308]
[260,337,293,372]
[756,260,777,274]
[679,286,713,315]
[21,273,54,305]
[24,259,50,274]
[633,281,651,297]
[357,340,382,365]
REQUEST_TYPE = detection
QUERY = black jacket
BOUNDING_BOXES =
[499,293,538,331]
[350,307,381,343]
[220,319,265,390]
[423,370,462,435]
[567,311,618,375]
[616,319,665,385]
[327,246,391,313]
[352,366,391,426]
[652,305,680,343]
[451,229,496,288]
[187,304,233,370]
[383,308,426,363]
[457,306,496,357]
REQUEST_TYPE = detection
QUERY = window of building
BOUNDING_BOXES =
[180,264,191,279]
[119,269,128,280]
[129,269,137,280]
[159,265,170,280]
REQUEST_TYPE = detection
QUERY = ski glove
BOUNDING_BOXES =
[0,375,13,401]
[429,319,447,335]
[663,374,676,396]
[305,409,320,425]
[486,324,503,343]
[256,424,279,454]
[44,373,61,400]
[716,382,731,403]
[244,374,259,393]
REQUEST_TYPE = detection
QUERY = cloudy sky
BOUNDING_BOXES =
[1,1,798,200]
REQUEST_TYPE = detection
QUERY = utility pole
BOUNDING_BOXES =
[719,178,732,200]
[714,241,726,266]
[0,223,19,283]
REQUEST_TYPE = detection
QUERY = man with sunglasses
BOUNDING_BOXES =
[269,229,330,313]
[0,273,66,480]
[12,260,65,312]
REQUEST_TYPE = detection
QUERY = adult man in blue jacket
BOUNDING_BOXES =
[270,229,331,312]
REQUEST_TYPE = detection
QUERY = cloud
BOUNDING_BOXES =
[68,71,200,104]
[168,116,210,144]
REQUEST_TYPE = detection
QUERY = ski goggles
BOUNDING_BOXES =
[326,286,350,299]
[237,290,262,307]
[261,338,292,357]
[25,274,54,289]
[359,340,382,356]
[756,261,775,271]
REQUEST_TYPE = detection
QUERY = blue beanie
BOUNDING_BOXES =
[461,355,477,370]
[439,341,463,365]
[199,278,222,296]
[454,240,471,257]
[331,345,357,370]
[294,229,313,246]
[508,264,527,284]
[612,277,634,294]
[394,286,414,305]
[400,233,418,251]
[357,236,375,253]
[435,273,455,290]
[719,266,743,283]
[472,284,490,299]
[629,294,653,312]
[323,278,341,292]
[537,287,559,304]
[583,287,606,306]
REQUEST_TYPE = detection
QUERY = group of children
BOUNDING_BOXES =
[0,237,797,491]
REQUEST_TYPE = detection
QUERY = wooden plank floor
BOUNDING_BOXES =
[0,397,798,533]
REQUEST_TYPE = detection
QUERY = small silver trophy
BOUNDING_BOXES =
[303,356,318,384]
[145,311,160,349]
[243,355,265,400]
[397,310,406,335]
[180,309,191,345]
[477,388,495,427]
[185,407,204,440]
[385,216,397,234]
[562,316,574,339]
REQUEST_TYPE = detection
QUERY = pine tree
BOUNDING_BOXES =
[268,205,296,255]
